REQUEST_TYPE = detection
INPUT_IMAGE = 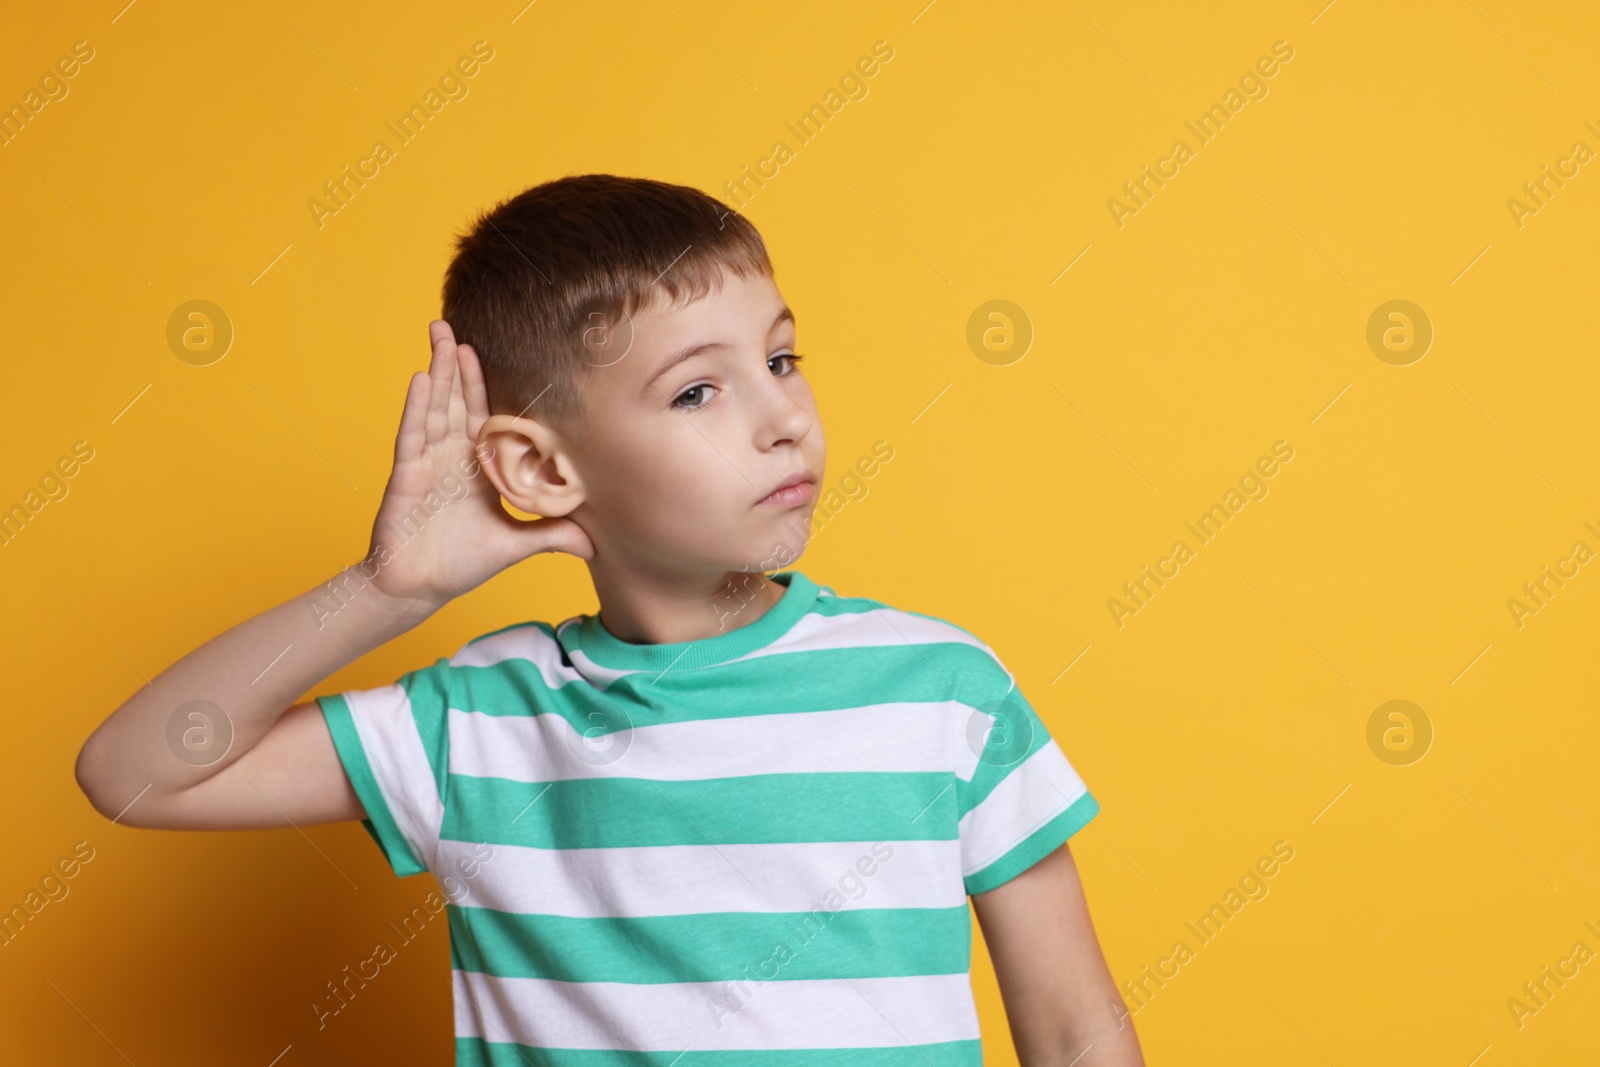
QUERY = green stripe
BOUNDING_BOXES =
[398,657,454,792]
[450,640,1013,728]
[964,790,1100,896]
[455,1038,982,1067]
[443,772,959,849]
[447,905,971,982]
[317,694,425,877]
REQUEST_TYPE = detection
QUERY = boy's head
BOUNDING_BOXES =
[441,173,825,580]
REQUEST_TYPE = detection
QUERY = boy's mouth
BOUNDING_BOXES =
[756,471,817,508]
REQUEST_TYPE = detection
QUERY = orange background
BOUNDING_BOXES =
[4,1,1600,1063]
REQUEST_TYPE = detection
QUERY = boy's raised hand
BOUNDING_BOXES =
[75,319,593,833]
[363,320,595,616]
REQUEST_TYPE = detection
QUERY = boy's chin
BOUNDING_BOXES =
[721,527,812,575]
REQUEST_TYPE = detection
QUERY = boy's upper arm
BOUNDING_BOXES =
[956,648,1099,896]
[313,656,456,878]
[971,841,1137,1063]
[137,655,455,883]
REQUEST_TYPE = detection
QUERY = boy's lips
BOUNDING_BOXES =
[756,471,817,507]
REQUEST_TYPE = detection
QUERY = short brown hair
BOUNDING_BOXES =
[441,173,772,432]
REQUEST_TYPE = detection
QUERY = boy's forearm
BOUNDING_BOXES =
[1032,1013,1144,1067]
[1008,974,1144,1067]
[75,563,437,818]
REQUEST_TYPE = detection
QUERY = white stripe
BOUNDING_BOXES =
[451,969,980,1051]
[447,621,587,690]
[342,684,447,872]
[449,702,981,783]
[556,604,997,682]
[434,838,964,917]
[958,739,1088,878]
[761,606,993,663]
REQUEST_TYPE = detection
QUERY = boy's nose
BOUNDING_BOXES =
[756,382,813,447]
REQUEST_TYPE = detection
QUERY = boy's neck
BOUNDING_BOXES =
[585,562,789,646]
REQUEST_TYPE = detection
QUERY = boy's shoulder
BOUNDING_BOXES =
[807,580,1011,662]
[781,576,1026,707]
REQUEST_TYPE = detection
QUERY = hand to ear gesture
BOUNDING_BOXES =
[362,320,595,618]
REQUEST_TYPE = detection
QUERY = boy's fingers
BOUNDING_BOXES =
[458,343,491,424]
[393,371,429,466]
[447,354,467,437]
[426,322,458,445]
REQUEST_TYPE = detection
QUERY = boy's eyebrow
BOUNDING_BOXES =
[641,306,795,396]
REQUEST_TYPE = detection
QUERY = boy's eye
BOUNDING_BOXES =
[770,351,804,375]
[672,384,713,410]
[671,353,804,411]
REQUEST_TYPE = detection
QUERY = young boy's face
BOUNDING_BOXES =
[563,267,825,577]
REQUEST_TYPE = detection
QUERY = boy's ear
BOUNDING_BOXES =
[475,414,584,518]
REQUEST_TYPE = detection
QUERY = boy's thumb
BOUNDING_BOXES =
[527,516,597,560]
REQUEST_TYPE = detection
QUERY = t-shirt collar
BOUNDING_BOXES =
[558,570,819,673]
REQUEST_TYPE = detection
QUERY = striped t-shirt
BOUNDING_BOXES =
[316,569,1099,1065]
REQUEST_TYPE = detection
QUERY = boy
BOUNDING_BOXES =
[75,174,1143,1066]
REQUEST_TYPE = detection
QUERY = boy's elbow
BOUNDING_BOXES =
[73,736,112,819]
[74,729,197,829]
[73,731,130,824]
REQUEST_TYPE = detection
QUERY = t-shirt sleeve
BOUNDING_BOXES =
[956,658,1099,896]
[315,655,454,879]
